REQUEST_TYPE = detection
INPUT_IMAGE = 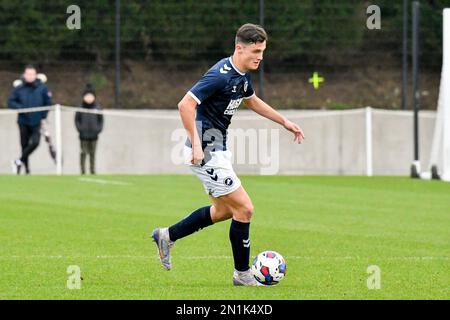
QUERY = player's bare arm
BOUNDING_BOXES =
[178,93,204,165]
[244,94,305,144]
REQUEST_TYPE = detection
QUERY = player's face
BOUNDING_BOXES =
[238,41,266,71]
[23,68,37,83]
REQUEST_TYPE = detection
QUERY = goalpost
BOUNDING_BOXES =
[422,9,450,181]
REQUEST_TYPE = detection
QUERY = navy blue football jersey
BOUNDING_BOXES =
[186,57,255,155]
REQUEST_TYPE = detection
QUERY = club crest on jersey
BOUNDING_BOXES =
[232,86,237,93]
[244,81,248,92]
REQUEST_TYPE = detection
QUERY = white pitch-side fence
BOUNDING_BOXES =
[0,105,436,176]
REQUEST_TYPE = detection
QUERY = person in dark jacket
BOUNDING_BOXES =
[75,84,104,175]
[8,65,53,174]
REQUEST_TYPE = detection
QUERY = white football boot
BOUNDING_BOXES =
[233,269,263,287]
[151,227,174,270]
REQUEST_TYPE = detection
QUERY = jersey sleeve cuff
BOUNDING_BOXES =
[187,91,201,104]
[243,92,255,100]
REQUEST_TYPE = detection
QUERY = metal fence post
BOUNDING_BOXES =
[411,1,420,177]
[402,0,408,110]
[55,104,63,175]
[115,0,121,108]
[365,107,373,177]
[259,0,265,100]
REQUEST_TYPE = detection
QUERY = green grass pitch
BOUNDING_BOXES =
[0,175,448,300]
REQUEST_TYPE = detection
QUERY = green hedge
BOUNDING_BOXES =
[0,0,448,69]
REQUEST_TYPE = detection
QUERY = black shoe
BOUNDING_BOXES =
[431,165,441,180]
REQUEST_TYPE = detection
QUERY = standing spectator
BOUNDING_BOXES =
[8,65,53,175]
[75,84,104,175]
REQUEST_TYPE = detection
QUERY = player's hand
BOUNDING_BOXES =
[283,119,305,144]
[191,145,205,165]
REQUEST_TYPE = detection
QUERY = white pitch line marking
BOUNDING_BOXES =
[78,177,131,186]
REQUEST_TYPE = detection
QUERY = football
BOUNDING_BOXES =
[251,250,287,285]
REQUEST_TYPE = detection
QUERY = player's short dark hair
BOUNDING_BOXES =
[235,23,267,45]
[24,64,37,72]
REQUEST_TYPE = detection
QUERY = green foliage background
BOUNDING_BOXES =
[0,0,448,70]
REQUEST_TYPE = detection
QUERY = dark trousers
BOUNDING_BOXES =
[80,139,97,174]
[19,123,41,174]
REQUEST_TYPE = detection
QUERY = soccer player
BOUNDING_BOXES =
[152,23,305,286]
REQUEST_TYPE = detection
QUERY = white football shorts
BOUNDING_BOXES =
[183,145,241,198]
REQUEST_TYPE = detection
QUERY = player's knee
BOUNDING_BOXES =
[239,203,254,220]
